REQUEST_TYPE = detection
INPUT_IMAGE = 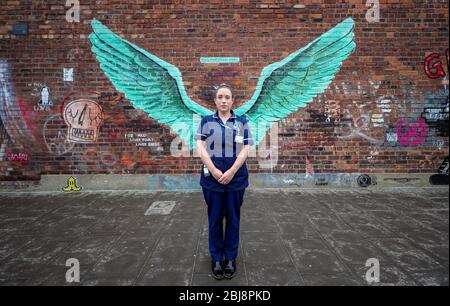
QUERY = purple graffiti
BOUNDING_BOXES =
[396,118,427,147]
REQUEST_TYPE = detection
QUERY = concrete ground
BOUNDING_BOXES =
[0,187,448,286]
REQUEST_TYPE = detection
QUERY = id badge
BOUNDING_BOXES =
[235,135,244,144]
[203,165,210,176]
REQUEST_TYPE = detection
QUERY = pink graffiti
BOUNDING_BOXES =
[7,152,30,163]
[396,118,427,147]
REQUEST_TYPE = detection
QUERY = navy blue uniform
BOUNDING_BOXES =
[196,110,253,262]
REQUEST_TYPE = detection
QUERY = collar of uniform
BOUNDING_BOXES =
[212,110,237,120]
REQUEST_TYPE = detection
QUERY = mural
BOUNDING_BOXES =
[89,18,356,149]
[0,6,448,182]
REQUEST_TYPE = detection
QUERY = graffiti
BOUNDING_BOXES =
[63,99,104,143]
[124,132,163,151]
[424,49,449,79]
[375,95,403,125]
[371,113,384,127]
[43,114,75,155]
[315,177,329,186]
[357,175,372,187]
[6,152,30,163]
[422,105,449,121]
[326,82,433,148]
[384,128,398,146]
[430,154,448,185]
[62,176,82,191]
[63,68,74,82]
[34,86,53,112]
[0,144,6,162]
[27,82,46,97]
[0,60,39,147]
[318,79,381,102]
[396,118,427,147]
[324,100,341,123]
[421,94,449,137]
[367,149,379,161]
[337,114,384,146]
[333,92,405,147]
[438,157,449,175]
[0,117,9,162]
[1,14,448,181]
[433,139,445,150]
[377,96,398,113]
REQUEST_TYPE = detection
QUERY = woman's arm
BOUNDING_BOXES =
[196,139,223,181]
[218,145,250,185]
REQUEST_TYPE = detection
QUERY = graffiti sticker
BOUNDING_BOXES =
[34,86,53,112]
[62,176,82,191]
[63,99,103,143]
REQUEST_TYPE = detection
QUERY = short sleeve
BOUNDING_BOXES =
[242,117,254,146]
[195,116,208,141]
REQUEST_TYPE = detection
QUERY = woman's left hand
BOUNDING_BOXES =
[218,169,236,185]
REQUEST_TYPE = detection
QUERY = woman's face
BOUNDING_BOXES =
[214,87,234,113]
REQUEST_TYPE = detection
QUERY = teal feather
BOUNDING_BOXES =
[90,18,212,149]
[90,18,356,150]
[234,18,356,145]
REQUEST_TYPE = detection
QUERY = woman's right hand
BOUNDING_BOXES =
[211,168,223,181]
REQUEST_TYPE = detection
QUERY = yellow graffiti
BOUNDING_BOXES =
[62,176,81,191]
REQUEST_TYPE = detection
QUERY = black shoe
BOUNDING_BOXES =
[224,260,236,279]
[211,260,224,280]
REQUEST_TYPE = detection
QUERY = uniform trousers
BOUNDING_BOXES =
[202,187,245,262]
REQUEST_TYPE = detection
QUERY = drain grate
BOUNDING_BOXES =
[144,201,176,215]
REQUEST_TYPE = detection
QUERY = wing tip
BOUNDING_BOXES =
[91,18,99,27]
[91,18,109,34]
[342,17,355,26]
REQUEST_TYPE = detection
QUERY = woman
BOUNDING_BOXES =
[196,83,253,280]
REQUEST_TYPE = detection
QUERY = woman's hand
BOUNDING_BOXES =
[218,169,236,185]
[211,168,224,181]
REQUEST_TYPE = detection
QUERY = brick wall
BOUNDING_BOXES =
[0,0,448,181]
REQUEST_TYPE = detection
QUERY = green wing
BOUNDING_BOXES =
[235,18,356,146]
[89,19,213,149]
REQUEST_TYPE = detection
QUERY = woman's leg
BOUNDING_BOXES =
[202,187,225,262]
[223,189,245,261]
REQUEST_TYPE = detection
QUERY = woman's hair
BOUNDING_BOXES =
[213,83,234,100]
